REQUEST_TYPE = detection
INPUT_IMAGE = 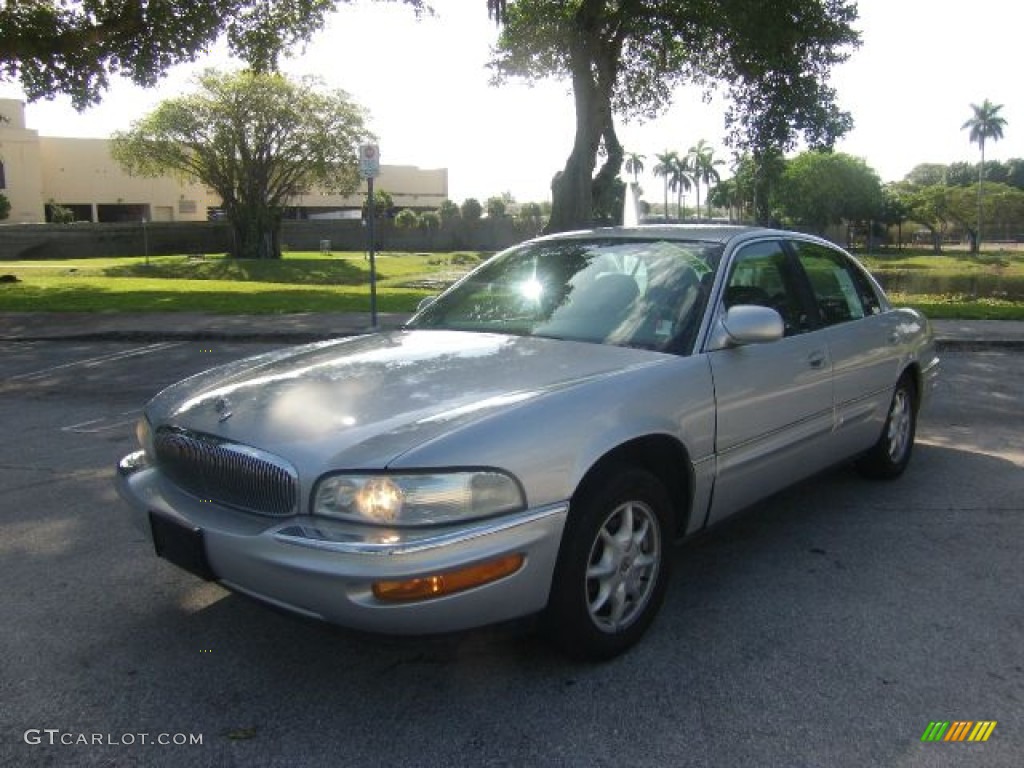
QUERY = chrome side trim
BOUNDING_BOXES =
[273,502,568,556]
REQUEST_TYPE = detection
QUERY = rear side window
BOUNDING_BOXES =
[790,241,881,326]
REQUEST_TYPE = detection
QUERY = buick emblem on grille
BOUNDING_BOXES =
[214,396,233,422]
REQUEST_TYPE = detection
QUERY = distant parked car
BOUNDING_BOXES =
[117,225,939,659]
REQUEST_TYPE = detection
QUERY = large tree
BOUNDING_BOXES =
[903,184,953,254]
[962,99,1008,251]
[0,0,426,109]
[111,69,371,259]
[944,183,1024,248]
[774,150,883,234]
[490,0,858,232]
[879,183,911,249]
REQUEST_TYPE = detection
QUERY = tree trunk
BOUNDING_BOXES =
[230,202,282,259]
[591,119,624,224]
[546,69,600,233]
[545,0,621,234]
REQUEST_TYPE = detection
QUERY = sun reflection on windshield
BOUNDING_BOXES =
[519,277,544,302]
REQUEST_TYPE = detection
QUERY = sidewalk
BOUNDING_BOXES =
[1,311,1023,348]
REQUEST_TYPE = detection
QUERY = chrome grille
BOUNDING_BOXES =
[154,428,298,517]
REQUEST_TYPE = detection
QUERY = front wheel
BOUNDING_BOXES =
[857,373,917,480]
[544,467,673,661]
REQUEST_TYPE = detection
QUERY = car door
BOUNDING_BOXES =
[788,238,905,456]
[704,238,835,526]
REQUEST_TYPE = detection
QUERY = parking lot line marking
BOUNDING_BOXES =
[61,409,139,434]
[7,342,184,381]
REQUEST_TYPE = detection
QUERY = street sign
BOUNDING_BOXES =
[359,144,380,179]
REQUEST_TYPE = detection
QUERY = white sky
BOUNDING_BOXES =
[1,0,1019,203]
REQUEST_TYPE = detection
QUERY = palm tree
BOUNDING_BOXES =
[670,155,692,220]
[684,141,706,221]
[653,150,679,222]
[701,156,725,220]
[624,152,646,184]
[686,139,725,221]
[962,99,1008,252]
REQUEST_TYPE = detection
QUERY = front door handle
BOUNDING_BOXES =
[807,350,827,369]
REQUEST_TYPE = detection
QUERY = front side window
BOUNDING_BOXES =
[409,238,724,354]
[790,241,882,325]
[723,240,810,336]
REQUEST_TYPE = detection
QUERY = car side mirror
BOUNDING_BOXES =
[708,305,785,350]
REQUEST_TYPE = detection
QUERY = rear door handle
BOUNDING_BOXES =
[807,350,827,369]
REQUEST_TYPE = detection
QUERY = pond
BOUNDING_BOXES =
[872,271,1024,301]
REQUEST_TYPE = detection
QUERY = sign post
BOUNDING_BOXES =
[359,144,381,329]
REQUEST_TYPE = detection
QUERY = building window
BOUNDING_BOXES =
[0,161,6,189]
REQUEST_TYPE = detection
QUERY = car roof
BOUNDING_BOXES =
[532,224,778,246]
[529,224,850,254]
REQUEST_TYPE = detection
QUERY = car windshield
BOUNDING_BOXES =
[409,238,723,354]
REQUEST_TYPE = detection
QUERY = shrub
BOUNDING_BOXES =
[362,189,394,220]
[47,200,76,223]
[419,210,441,230]
[485,196,507,218]
[460,198,483,222]
[438,199,460,224]
[394,208,420,229]
[518,201,543,222]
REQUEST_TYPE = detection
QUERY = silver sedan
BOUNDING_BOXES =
[117,226,939,659]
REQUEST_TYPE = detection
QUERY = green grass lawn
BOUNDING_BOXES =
[0,251,484,313]
[857,247,1024,275]
[1,247,1022,320]
[857,247,1024,320]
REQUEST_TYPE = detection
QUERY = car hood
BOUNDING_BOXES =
[147,330,664,469]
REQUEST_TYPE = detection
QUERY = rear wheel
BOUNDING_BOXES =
[544,467,673,661]
[857,372,917,479]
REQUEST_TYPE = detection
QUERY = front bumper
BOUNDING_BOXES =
[117,452,568,634]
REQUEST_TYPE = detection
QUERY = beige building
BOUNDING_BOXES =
[0,99,447,224]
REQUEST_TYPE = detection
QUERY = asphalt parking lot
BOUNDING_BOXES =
[1,340,1021,767]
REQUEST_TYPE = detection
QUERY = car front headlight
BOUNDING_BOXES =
[135,416,155,460]
[313,471,525,526]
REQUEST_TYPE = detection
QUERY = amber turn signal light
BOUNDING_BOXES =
[372,554,525,602]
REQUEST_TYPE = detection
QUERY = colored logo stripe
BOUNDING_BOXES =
[921,721,996,742]
[968,722,997,742]
[944,722,973,741]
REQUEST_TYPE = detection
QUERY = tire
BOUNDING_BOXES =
[857,372,917,480]
[543,467,673,661]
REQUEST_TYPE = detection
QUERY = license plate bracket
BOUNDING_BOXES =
[149,512,217,581]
